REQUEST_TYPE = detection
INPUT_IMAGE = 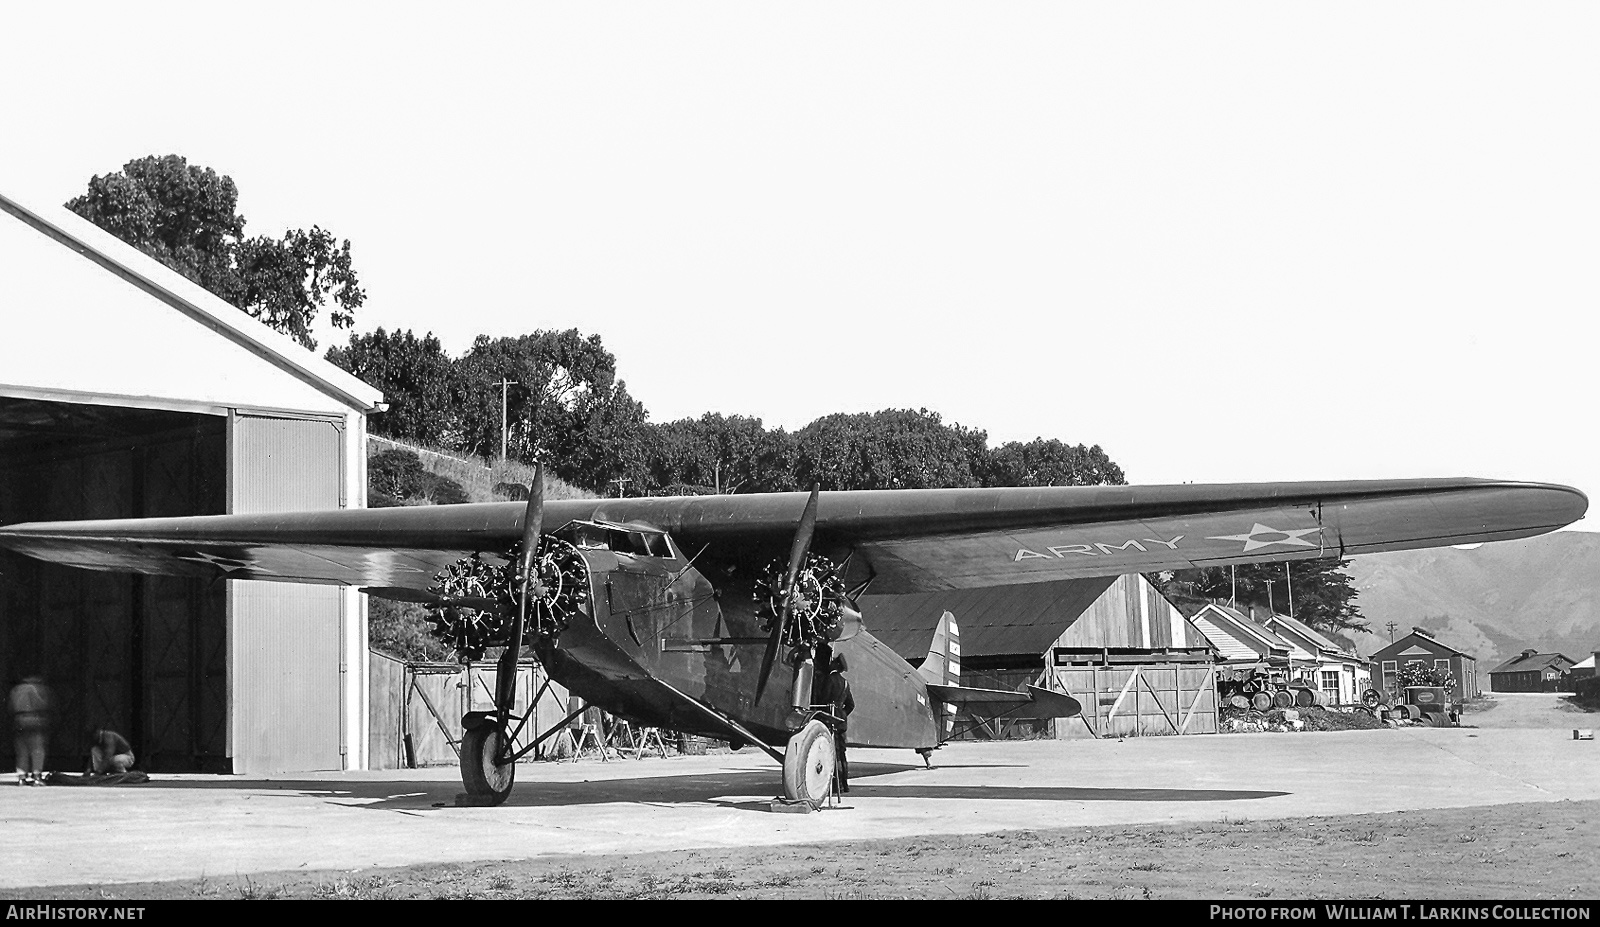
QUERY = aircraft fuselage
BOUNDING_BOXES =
[538,540,940,751]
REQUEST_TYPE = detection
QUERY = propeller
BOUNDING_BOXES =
[515,465,546,611]
[496,464,545,719]
[755,483,820,704]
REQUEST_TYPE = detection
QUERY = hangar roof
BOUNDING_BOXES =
[0,187,383,416]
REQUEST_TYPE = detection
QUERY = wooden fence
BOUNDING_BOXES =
[369,651,573,769]
[1052,663,1218,739]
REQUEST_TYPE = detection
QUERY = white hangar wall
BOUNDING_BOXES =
[0,190,382,774]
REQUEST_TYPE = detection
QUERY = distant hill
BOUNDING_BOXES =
[1344,531,1600,669]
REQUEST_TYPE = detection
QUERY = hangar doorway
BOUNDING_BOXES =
[0,396,228,773]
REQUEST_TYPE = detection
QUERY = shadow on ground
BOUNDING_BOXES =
[68,761,1287,812]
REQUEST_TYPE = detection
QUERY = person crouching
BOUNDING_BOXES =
[88,729,135,775]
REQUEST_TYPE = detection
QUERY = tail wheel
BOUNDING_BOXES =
[782,719,837,808]
[461,725,515,804]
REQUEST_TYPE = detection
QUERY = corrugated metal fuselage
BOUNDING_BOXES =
[543,548,939,751]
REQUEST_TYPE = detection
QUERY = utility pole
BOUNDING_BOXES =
[1285,561,1294,618]
[1230,564,1237,607]
[1266,579,1275,616]
[1385,621,1399,642]
[608,477,632,498]
[499,378,517,461]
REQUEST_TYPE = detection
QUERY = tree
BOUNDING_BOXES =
[455,330,649,492]
[642,414,797,495]
[984,438,1126,488]
[1151,559,1368,635]
[327,329,466,446]
[794,409,981,490]
[67,154,364,349]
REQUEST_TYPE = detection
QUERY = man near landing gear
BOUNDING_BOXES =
[822,655,854,792]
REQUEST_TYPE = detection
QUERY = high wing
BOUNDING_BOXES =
[0,478,1585,594]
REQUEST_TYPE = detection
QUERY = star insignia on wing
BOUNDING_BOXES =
[1206,523,1322,553]
[174,550,260,572]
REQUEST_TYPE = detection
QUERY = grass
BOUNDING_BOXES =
[368,435,595,504]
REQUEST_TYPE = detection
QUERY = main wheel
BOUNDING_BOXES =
[461,725,515,805]
[782,719,837,808]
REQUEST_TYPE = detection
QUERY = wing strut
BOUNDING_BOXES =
[653,679,786,764]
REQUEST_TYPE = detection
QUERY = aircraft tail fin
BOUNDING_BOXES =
[917,611,960,738]
[916,610,961,688]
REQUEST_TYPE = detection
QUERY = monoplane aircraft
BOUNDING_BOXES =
[0,474,1585,806]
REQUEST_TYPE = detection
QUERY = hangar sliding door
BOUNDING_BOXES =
[229,412,346,773]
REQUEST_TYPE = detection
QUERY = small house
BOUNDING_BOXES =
[1369,628,1479,702]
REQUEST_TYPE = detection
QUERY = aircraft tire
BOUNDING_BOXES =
[461,726,515,805]
[783,719,837,809]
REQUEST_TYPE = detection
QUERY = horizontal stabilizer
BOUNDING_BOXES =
[925,683,1081,719]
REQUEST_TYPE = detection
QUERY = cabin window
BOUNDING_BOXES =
[1435,659,1450,675]
[1320,670,1340,702]
[557,521,674,558]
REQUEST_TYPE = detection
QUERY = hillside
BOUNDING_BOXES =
[1344,530,1600,668]
[368,435,595,504]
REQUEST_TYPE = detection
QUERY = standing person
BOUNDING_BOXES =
[9,675,52,786]
[88,729,135,775]
[822,654,855,792]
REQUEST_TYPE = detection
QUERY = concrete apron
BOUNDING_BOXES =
[3,728,1596,888]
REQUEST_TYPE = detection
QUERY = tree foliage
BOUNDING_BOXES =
[1151,559,1367,635]
[984,438,1126,488]
[794,409,982,491]
[326,327,1130,499]
[67,154,364,349]
[327,329,466,446]
[1396,662,1455,691]
[454,330,649,492]
[368,448,469,507]
[642,414,797,495]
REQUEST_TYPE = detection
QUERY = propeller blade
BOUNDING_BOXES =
[755,483,820,703]
[517,463,545,608]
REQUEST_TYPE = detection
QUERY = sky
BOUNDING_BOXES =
[1,3,1596,528]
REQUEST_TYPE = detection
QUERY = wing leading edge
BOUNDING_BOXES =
[0,478,1585,594]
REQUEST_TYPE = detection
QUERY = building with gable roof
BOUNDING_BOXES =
[1189,602,1300,669]
[863,573,1220,738]
[1487,649,1577,693]
[1260,611,1372,705]
[0,187,384,774]
[1369,627,1479,702]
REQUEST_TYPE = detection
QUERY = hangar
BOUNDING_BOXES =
[0,189,383,774]
[864,573,1219,738]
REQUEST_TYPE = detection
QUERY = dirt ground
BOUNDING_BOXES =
[13,799,1597,900]
[9,692,1596,901]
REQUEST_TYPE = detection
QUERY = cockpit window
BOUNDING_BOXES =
[556,521,674,558]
